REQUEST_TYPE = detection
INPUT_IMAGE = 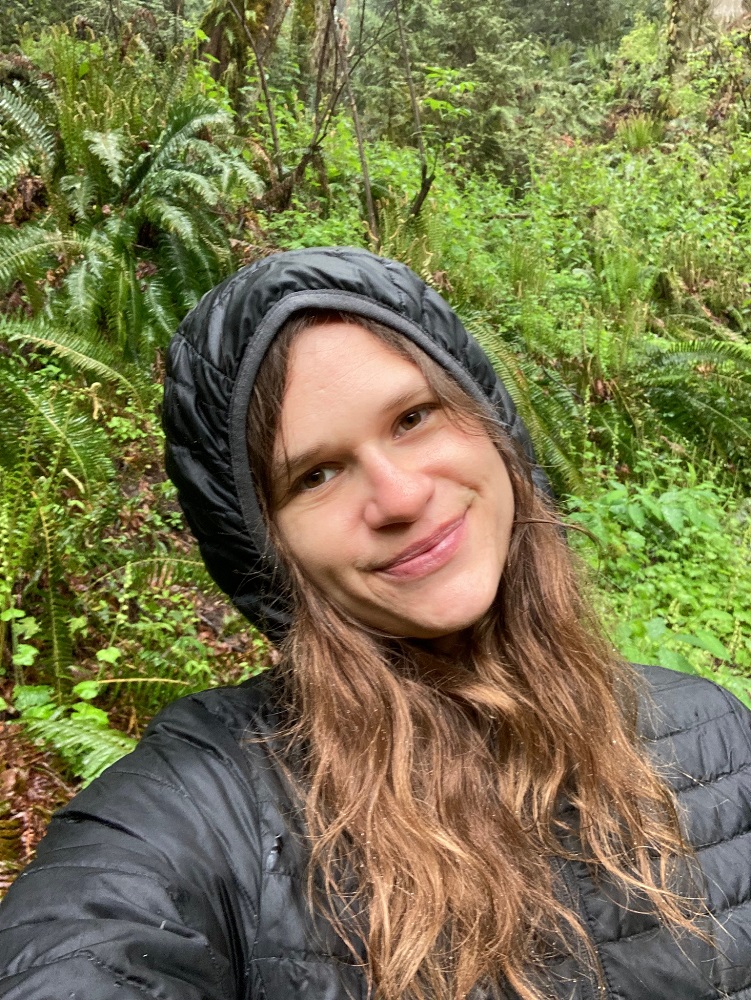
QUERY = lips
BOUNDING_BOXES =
[373,515,466,577]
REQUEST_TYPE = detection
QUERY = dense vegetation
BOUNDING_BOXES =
[1,0,751,878]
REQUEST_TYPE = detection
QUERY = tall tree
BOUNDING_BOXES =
[200,0,291,108]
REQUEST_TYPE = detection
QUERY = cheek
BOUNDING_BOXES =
[275,507,353,585]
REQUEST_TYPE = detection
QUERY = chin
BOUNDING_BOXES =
[386,590,499,641]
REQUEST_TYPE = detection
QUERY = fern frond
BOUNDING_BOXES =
[1,375,113,488]
[147,166,221,205]
[36,502,71,696]
[222,156,264,197]
[84,129,127,187]
[0,148,38,192]
[0,226,80,290]
[21,713,136,786]
[142,275,181,340]
[57,172,93,222]
[1,317,149,408]
[125,98,230,197]
[0,85,56,172]
[646,339,751,371]
[141,196,201,246]
[469,319,586,493]
[93,556,216,592]
[0,467,42,606]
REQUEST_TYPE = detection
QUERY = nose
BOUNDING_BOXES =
[361,448,434,529]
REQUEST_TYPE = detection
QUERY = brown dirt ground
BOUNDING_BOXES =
[0,717,77,896]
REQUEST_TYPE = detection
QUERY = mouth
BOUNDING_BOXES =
[373,514,467,580]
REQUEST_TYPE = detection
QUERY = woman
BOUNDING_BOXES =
[1,246,751,1000]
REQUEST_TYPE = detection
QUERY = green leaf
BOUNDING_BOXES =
[645,617,667,641]
[96,646,122,665]
[674,631,731,660]
[624,530,646,549]
[627,503,646,530]
[72,681,102,701]
[22,704,62,721]
[12,684,54,711]
[12,644,39,667]
[69,616,88,637]
[0,609,25,622]
[71,703,110,727]
[658,649,696,674]
[661,506,685,533]
[15,616,40,640]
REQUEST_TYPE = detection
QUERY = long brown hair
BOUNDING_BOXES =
[247,311,702,1000]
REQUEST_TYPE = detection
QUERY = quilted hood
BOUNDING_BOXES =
[163,247,548,643]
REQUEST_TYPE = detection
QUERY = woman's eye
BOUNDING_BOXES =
[397,406,433,434]
[299,466,337,492]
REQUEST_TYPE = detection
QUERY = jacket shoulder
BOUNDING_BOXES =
[635,661,751,752]
[143,670,282,747]
[636,663,751,934]
[0,674,285,999]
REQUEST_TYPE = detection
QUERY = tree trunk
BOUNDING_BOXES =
[200,0,290,80]
[333,8,378,244]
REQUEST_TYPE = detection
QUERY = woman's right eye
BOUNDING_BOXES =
[298,466,337,492]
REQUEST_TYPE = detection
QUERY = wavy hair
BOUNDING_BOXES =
[246,311,703,1000]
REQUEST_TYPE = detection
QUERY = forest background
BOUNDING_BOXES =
[1,0,751,885]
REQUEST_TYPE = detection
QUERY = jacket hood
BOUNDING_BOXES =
[163,246,549,643]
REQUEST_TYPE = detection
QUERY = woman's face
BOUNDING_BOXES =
[272,322,515,641]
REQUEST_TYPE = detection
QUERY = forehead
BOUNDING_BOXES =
[274,322,429,453]
[283,321,426,409]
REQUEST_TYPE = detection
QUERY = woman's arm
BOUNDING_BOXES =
[0,690,266,1000]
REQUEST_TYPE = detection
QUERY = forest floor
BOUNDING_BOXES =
[0,714,76,893]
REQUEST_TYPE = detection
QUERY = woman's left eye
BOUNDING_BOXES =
[396,406,434,435]
[298,466,337,492]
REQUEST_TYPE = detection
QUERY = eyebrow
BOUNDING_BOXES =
[271,382,435,491]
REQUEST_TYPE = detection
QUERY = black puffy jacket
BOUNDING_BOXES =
[2,249,751,999]
[2,667,751,999]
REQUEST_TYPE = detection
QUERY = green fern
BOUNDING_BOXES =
[93,556,217,593]
[84,128,128,187]
[37,504,70,698]
[0,372,113,489]
[0,317,150,410]
[470,317,587,493]
[0,226,81,296]
[0,83,57,189]
[0,34,262,360]
[21,711,136,787]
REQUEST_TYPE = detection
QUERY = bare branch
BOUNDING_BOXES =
[226,0,285,178]
[393,0,425,167]
[332,5,378,245]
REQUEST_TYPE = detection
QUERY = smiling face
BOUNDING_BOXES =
[271,321,515,642]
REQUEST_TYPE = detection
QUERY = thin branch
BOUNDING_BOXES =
[259,7,396,209]
[312,11,335,131]
[391,0,434,217]
[226,0,284,178]
[312,22,398,144]
[393,0,425,166]
[332,7,378,244]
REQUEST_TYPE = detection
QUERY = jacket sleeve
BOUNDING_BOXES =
[0,695,265,1000]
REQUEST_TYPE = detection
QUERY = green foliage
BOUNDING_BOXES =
[0,29,262,359]
[2,0,751,801]
[616,113,666,151]
[506,0,654,44]
[8,683,136,786]
[568,460,751,705]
